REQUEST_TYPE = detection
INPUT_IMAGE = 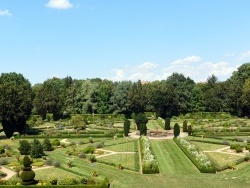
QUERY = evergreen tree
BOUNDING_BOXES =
[123,118,131,136]
[30,139,44,158]
[174,123,180,138]
[187,125,193,136]
[165,117,171,130]
[18,140,31,155]
[183,120,188,132]
[42,138,53,151]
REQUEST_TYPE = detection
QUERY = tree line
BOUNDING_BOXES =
[1,63,250,137]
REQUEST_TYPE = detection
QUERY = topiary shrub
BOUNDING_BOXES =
[20,155,36,185]
[45,159,53,166]
[174,123,180,137]
[183,120,188,132]
[165,117,171,130]
[124,118,131,136]
[52,139,60,146]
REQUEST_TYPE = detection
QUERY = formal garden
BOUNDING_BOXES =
[0,112,250,187]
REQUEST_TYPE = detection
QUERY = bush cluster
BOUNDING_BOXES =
[140,136,159,174]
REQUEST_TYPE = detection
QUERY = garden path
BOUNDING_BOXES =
[60,138,71,144]
[129,131,188,140]
[95,148,136,159]
[0,166,15,180]
[204,146,246,157]
[0,165,54,180]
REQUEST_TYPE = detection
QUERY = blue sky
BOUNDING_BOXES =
[1,0,250,85]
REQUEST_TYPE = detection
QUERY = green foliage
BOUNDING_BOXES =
[71,114,87,129]
[83,144,95,154]
[52,139,60,146]
[42,138,53,151]
[23,155,32,167]
[123,118,131,136]
[0,73,33,137]
[183,120,188,132]
[165,117,171,130]
[30,139,45,158]
[88,154,97,163]
[134,113,148,135]
[18,140,31,155]
[187,125,193,136]
[174,123,180,137]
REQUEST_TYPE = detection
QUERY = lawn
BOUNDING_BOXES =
[150,140,199,174]
[205,152,245,166]
[98,153,139,171]
[104,140,137,152]
[190,141,227,151]
[147,120,164,130]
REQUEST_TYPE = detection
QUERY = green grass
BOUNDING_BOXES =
[104,141,137,152]
[98,153,139,171]
[150,140,199,174]
[205,152,245,166]
[146,120,164,130]
[190,141,227,151]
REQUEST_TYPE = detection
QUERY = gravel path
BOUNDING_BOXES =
[128,131,188,140]
[0,166,15,180]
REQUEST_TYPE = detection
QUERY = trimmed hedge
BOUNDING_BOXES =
[174,138,216,173]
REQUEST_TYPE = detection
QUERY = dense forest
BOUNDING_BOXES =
[1,63,250,137]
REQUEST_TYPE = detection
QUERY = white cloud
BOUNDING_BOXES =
[172,55,201,65]
[109,56,238,83]
[239,50,250,60]
[46,0,73,9]
[110,62,158,81]
[0,9,11,16]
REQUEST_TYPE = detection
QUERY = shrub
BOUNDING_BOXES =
[175,138,214,172]
[174,123,180,137]
[78,153,86,159]
[78,140,85,145]
[247,138,250,143]
[235,146,243,153]
[140,136,159,174]
[230,143,239,150]
[0,146,5,154]
[95,142,104,149]
[246,145,250,151]
[187,125,193,136]
[124,118,131,136]
[88,137,94,143]
[58,178,79,185]
[88,155,97,163]
[30,139,45,158]
[235,137,244,142]
[42,138,53,151]
[0,171,7,178]
[32,161,44,167]
[183,120,188,132]
[165,117,171,130]
[54,161,61,167]
[52,139,60,146]
[222,140,230,145]
[83,145,95,154]
[18,140,31,155]
[0,159,8,165]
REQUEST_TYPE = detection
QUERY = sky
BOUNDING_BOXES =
[1,0,250,85]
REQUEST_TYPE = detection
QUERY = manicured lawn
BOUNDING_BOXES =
[98,153,139,171]
[190,141,227,151]
[147,120,164,130]
[150,140,199,174]
[205,152,244,166]
[104,140,137,152]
